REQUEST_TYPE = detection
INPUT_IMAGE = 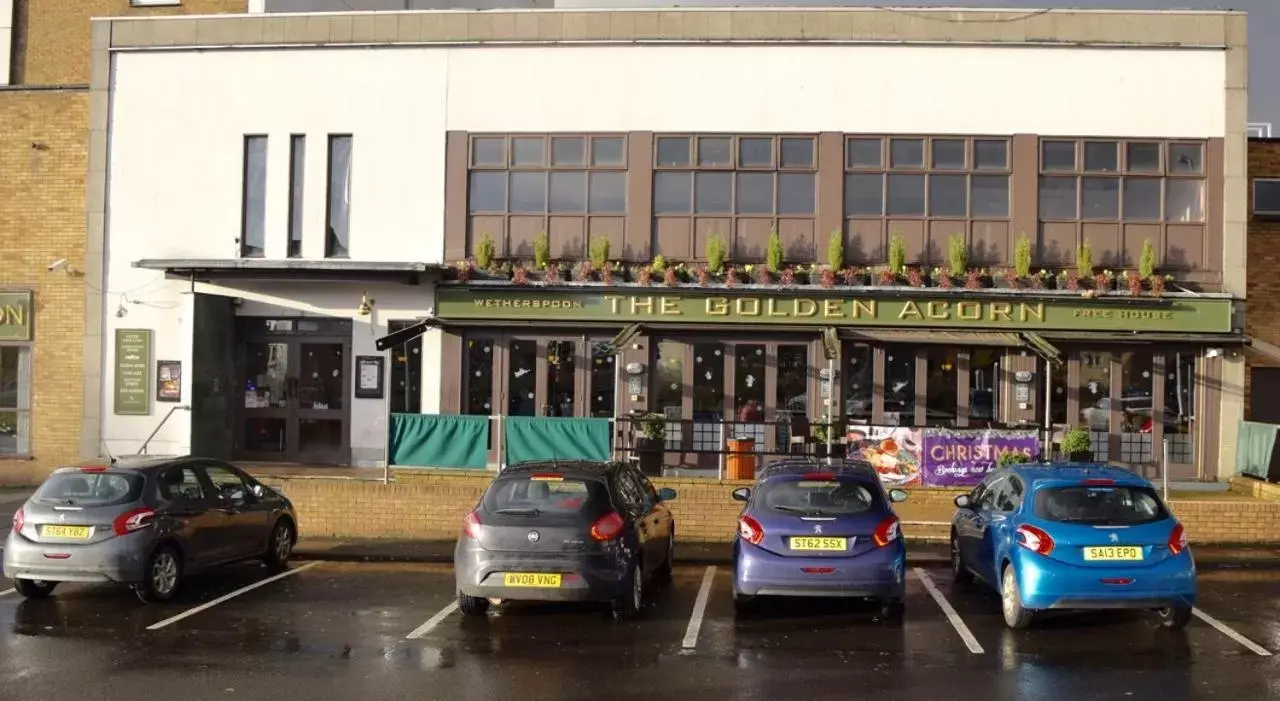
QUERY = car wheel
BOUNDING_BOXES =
[1000,564,1034,629]
[951,535,973,584]
[1157,605,1193,630]
[879,598,905,623]
[263,519,295,572]
[14,579,57,599]
[655,533,675,583]
[136,545,182,604]
[458,592,490,618]
[732,592,755,617]
[611,562,643,622]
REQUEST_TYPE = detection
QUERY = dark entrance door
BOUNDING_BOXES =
[237,319,351,465]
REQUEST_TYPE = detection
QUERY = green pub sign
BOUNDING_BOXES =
[0,291,33,342]
[114,329,152,416]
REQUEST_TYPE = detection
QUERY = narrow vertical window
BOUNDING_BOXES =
[240,135,267,258]
[287,135,306,258]
[326,135,353,258]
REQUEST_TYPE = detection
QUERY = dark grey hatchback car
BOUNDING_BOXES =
[4,457,298,603]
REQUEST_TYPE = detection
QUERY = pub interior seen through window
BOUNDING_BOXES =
[386,320,422,414]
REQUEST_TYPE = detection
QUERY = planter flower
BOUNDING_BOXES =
[779,267,797,287]
[818,266,836,288]
[965,269,983,290]
[512,264,530,286]
[1126,270,1143,296]
[936,267,955,289]
[1093,270,1114,292]
[663,266,679,287]
[877,266,896,286]
[725,266,740,287]
[696,265,712,287]
[455,260,474,282]
[544,263,562,285]
[906,267,926,288]
[636,266,653,286]
[1063,270,1081,291]
[601,262,615,286]
[1150,274,1168,297]
[758,266,774,286]
[842,267,866,286]
[574,260,595,282]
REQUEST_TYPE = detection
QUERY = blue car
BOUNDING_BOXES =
[949,463,1195,630]
[731,460,910,619]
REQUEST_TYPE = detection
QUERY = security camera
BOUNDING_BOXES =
[48,259,68,273]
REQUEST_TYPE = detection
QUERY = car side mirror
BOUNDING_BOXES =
[252,484,266,498]
[731,487,751,502]
[657,487,678,502]
[954,494,972,510]
[888,489,909,503]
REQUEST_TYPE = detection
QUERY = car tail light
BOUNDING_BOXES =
[12,507,23,532]
[1168,522,1188,555]
[112,508,155,536]
[1081,478,1115,486]
[873,516,901,547]
[590,512,625,541]
[1015,524,1055,556]
[738,515,765,545]
[462,511,482,539]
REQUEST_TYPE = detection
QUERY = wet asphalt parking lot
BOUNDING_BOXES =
[1,556,1279,701]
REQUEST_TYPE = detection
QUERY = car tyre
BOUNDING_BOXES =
[135,545,182,604]
[655,533,675,584]
[732,593,755,617]
[951,535,973,585]
[1000,564,1034,629]
[263,518,295,572]
[1157,605,1193,630]
[14,579,57,599]
[458,592,490,618]
[611,562,644,622]
[879,598,905,623]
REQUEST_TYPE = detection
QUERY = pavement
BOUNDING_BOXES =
[2,558,1280,701]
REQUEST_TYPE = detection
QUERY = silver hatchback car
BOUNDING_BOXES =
[4,457,298,603]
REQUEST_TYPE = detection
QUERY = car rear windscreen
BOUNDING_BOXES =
[33,471,144,508]
[1033,485,1168,525]
[759,478,878,516]
[482,475,608,517]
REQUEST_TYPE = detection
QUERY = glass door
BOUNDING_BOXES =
[295,341,348,464]
[242,341,291,460]
[239,337,349,464]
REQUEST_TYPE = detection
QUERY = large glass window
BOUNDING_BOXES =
[240,135,267,258]
[692,343,725,451]
[884,345,916,426]
[654,340,684,451]
[1118,350,1155,464]
[1078,351,1112,460]
[589,341,615,419]
[0,346,31,456]
[845,136,1010,220]
[775,345,809,448]
[969,349,1000,424]
[925,348,959,427]
[386,320,422,414]
[1165,352,1196,463]
[464,338,494,416]
[545,340,576,417]
[1049,356,1068,426]
[844,344,872,424]
[507,340,537,417]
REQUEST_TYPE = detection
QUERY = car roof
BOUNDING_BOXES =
[51,455,221,475]
[501,460,623,478]
[1004,462,1152,489]
[757,459,880,482]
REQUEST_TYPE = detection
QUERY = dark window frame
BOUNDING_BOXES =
[239,134,268,259]
[842,135,1012,221]
[286,134,306,258]
[386,319,423,415]
[324,134,354,259]
[1036,138,1207,224]
[1253,177,1280,218]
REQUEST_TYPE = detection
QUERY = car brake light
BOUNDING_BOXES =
[590,512,625,541]
[12,507,23,532]
[462,511,481,539]
[112,507,155,536]
[1081,478,1114,486]
[1016,524,1055,556]
[738,515,765,545]
[1168,522,1188,555]
[800,473,835,481]
[530,473,564,482]
[873,516,900,547]
[80,466,108,473]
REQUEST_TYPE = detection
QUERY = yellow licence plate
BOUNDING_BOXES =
[1083,546,1144,562]
[789,537,848,552]
[502,573,563,588]
[41,525,91,539]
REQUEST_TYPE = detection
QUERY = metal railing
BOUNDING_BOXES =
[137,405,191,455]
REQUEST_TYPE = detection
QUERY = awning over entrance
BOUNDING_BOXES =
[1020,331,1063,365]
[837,329,1023,346]
[134,258,447,284]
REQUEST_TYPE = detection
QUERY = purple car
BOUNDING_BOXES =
[731,460,909,619]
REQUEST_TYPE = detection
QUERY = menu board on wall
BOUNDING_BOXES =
[114,329,152,415]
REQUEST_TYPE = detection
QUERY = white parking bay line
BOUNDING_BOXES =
[406,601,460,640]
[913,568,985,655]
[681,566,717,650]
[1193,608,1274,656]
[146,562,320,631]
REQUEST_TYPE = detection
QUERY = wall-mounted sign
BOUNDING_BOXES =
[436,288,1234,334]
[0,291,33,342]
[355,355,385,399]
[156,360,182,402]
[114,329,152,415]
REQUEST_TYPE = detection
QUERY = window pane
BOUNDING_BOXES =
[465,338,494,415]
[780,137,815,168]
[1119,350,1155,463]
[287,135,305,258]
[508,340,537,416]
[698,137,732,167]
[509,172,547,212]
[591,137,625,166]
[884,345,915,426]
[1038,176,1078,219]
[590,342,616,418]
[1257,180,1280,214]
[1081,177,1119,219]
[588,172,626,213]
[549,171,586,212]
[692,343,725,415]
[845,173,884,216]
[886,174,925,216]
[926,348,959,427]
[1084,141,1118,172]
[847,138,882,168]
[241,136,267,258]
[1166,179,1205,222]
[1165,351,1195,463]
[739,138,773,168]
[971,175,1009,217]
[775,345,809,445]
[974,139,1008,170]
[929,174,967,217]
[655,341,685,449]
[735,344,766,420]
[1123,178,1162,220]
[471,137,504,167]
[970,349,999,422]
[1078,351,1112,459]
[1042,140,1076,171]
[778,173,815,215]
[656,137,690,167]
[551,137,585,166]
[695,172,732,213]
[544,341,576,417]
[1169,143,1204,174]
[468,171,506,212]
[325,135,352,258]
[931,139,966,169]
[890,138,924,168]
[844,343,872,423]
[653,172,692,214]
[734,173,773,214]
[387,321,422,414]
[1049,355,1067,425]
[511,137,544,166]
[1127,142,1161,172]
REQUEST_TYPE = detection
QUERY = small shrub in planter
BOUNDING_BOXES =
[634,413,667,476]
[575,260,595,282]
[726,267,740,287]
[888,233,907,277]
[1063,270,1081,291]
[1077,240,1095,279]
[1014,234,1033,278]
[706,233,728,276]
[664,266,679,287]
[906,267,926,288]
[651,254,667,274]
[818,266,836,288]
[1094,270,1114,292]
[877,266,896,286]
[455,260,474,282]
[948,234,968,279]
[475,232,497,271]
[779,267,797,287]
[533,232,551,270]
[1150,274,1167,297]
[758,266,774,286]
[767,230,785,273]
[512,264,530,286]
[965,269,983,290]
[936,268,954,289]
[997,451,1032,468]
[589,236,611,271]
[636,266,653,286]
[1139,238,1156,279]
[601,262,615,285]
[842,267,864,286]
[1126,270,1143,296]
[1061,427,1093,462]
[696,265,712,286]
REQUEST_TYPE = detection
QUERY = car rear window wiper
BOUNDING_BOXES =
[773,505,828,516]
[492,507,541,516]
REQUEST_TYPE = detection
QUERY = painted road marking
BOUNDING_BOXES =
[681,566,717,650]
[407,601,460,640]
[914,568,985,654]
[146,562,320,631]
[1193,607,1274,656]
[0,588,14,598]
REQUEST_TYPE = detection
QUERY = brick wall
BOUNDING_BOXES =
[255,469,1280,545]
[1245,139,1280,420]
